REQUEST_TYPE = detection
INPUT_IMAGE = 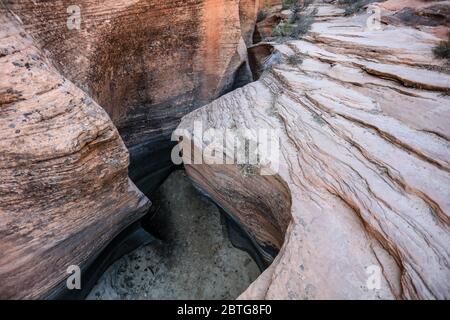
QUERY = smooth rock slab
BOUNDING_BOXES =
[177,2,450,300]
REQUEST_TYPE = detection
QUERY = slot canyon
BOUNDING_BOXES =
[0,0,449,300]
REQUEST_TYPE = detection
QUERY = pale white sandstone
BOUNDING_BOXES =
[178,2,450,300]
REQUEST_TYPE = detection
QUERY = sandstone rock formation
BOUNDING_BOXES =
[177,1,450,299]
[2,0,449,300]
[0,0,262,299]
[0,7,151,299]
[2,0,262,193]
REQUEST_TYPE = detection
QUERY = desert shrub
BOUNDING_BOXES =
[272,0,317,41]
[261,51,304,73]
[272,22,296,37]
[286,54,304,65]
[282,0,296,10]
[291,8,317,38]
[433,33,450,63]
[257,10,267,22]
[337,0,384,16]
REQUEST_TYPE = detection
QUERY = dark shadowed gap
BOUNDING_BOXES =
[87,170,261,300]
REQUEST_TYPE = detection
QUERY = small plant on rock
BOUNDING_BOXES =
[433,33,450,63]
[286,54,304,66]
[337,0,385,16]
[272,0,317,41]
[282,0,296,10]
[257,10,267,22]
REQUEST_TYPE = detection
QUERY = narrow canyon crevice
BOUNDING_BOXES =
[87,170,261,300]
[0,0,269,299]
[1,0,449,301]
[81,2,285,298]
[176,1,450,300]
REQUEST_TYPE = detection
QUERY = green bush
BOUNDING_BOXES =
[286,54,304,66]
[337,0,384,16]
[272,22,296,37]
[257,10,267,22]
[433,34,450,63]
[282,0,296,10]
[272,0,317,41]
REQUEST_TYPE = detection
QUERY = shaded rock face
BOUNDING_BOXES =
[177,1,450,299]
[87,170,260,300]
[0,9,150,299]
[185,164,292,261]
[253,4,286,41]
[379,0,450,36]
[3,0,261,191]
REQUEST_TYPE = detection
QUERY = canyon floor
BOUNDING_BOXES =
[87,170,260,300]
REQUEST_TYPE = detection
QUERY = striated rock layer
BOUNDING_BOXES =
[2,0,262,192]
[0,0,261,299]
[0,8,151,299]
[178,1,450,299]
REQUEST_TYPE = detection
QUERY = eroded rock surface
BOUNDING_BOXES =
[0,8,150,299]
[2,0,449,300]
[0,0,263,299]
[2,0,262,191]
[178,1,450,299]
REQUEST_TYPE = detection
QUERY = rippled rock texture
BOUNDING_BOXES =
[2,0,449,300]
[2,0,263,192]
[178,1,450,299]
[0,7,151,299]
[0,0,260,299]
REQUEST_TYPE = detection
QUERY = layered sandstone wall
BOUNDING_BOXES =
[0,7,151,299]
[178,1,450,299]
[3,0,261,191]
[2,0,449,300]
[0,0,261,299]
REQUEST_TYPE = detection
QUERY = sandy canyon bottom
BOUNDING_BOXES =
[87,170,260,300]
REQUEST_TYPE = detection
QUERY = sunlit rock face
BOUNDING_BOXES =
[2,0,449,301]
[3,0,261,191]
[0,0,262,299]
[178,1,450,300]
[0,8,151,299]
